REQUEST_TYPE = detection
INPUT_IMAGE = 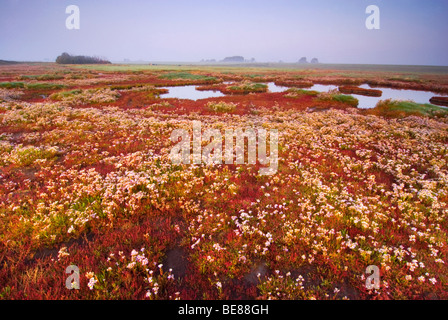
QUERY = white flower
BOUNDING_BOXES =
[152,284,159,295]
[87,277,97,290]
[216,281,222,289]
[136,254,148,265]
[57,246,70,260]
[429,278,437,285]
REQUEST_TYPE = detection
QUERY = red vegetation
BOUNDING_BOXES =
[339,86,382,97]
[430,96,448,107]
[274,80,314,88]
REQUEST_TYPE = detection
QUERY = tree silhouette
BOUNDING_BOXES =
[56,52,111,64]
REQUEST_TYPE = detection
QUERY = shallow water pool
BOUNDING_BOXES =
[160,82,447,109]
[268,82,447,109]
[354,85,446,109]
[160,85,225,100]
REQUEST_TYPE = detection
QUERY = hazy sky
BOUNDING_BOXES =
[1,0,448,65]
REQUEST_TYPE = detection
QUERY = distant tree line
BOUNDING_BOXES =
[218,56,256,63]
[0,60,19,65]
[298,57,319,64]
[55,52,111,64]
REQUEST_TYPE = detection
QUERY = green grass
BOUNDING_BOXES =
[332,94,359,107]
[67,74,87,79]
[25,83,67,90]
[108,84,146,90]
[286,88,319,96]
[285,88,359,107]
[315,91,359,107]
[50,89,82,100]
[228,82,267,93]
[0,81,67,93]
[373,99,448,117]
[73,64,177,72]
[19,74,64,81]
[0,82,66,90]
[0,82,25,89]
[387,75,422,83]
[159,72,216,81]
[11,146,59,166]
[73,63,448,75]
[206,101,237,113]
[244,74,266,78]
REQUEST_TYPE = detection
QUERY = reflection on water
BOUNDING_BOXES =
[270,82,447,109]
[266,82,338,93]
[160,85,224,100]
[266,82,288,92]
[160,82,447,109]
[310,84,339,92]
[309,84,448,109]
[356,84,446,109]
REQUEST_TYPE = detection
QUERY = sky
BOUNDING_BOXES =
[1,0,448,65]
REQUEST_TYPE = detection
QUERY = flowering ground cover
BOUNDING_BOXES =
[0,64,447,300]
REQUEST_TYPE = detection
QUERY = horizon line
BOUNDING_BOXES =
[2,59,448,68]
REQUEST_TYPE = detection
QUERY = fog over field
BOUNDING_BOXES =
[1,0,448,65]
